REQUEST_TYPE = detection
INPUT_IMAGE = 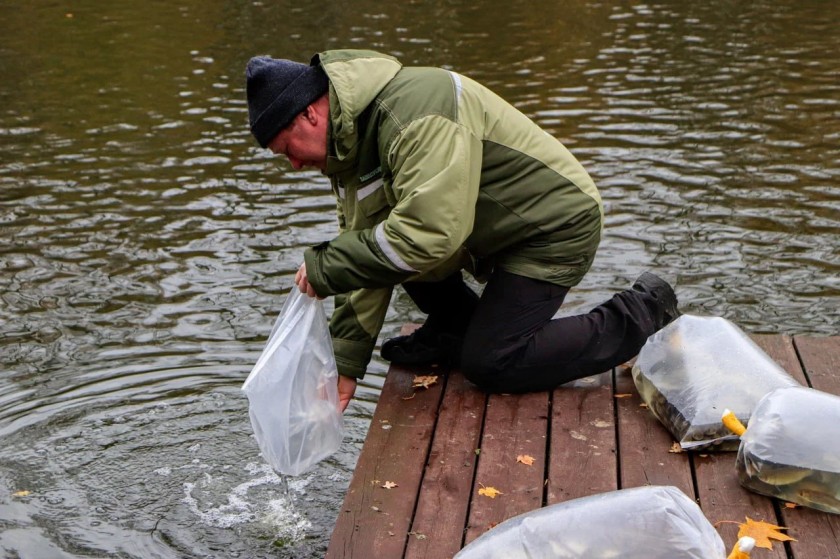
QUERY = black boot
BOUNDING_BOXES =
[383,273,478,366]
[380,322,464,366]
[632,272,681,330]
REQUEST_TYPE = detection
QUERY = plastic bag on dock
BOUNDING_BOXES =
[454,485,725,559]
[632,315,799,450]
[242,289,344,476]
[736,386,840,514]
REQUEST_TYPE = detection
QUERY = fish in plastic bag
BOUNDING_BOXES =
[242,289,344,476]
[455,485,725,559]
[632,315,799,450]
[735,386,840,514]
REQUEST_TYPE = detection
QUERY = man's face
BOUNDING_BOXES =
[267,107,328,172]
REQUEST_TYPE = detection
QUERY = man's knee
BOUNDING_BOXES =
[460,347,507,393]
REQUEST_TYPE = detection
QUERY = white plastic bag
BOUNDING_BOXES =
[737,386,840,514]
[242,289,344,476]
[455,485,725,559]
[632,315,799,450]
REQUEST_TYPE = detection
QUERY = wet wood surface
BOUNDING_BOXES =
[463,391,549,544]
[775,336,840,558]
[546,371,617,505]
[326,334,840,558]
[404,372,485,559]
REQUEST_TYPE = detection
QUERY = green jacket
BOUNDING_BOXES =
[303,49,603,379]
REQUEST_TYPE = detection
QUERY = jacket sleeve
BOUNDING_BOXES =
[329,286,393,379]
[304,115,483,296]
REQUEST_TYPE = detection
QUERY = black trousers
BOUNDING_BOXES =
[401,269,658,393]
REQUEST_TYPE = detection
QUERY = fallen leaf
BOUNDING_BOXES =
[401,393,416,400]
[639,402,649,409]
[516,454,535,466]
[371,506,381,513]
[614,393,633,398]
[412,375,439,389]
[12,490,31,497]
[408,531,427,540]
[381,481,398,489]
[478,484,503,499]
[474,448,481,455]
[783,502,799,509]
[668,442,684,453]
[737,517,795,550]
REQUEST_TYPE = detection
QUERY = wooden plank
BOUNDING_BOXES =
[779,336,840,558]
[794,336,840,392]
[780,504,840,557]
[325,361,446,559]
[693,453,788,559]
[751,334,809,385]
[405,372,486,559]
[690,335,800,558]
[614,365,695,496]
[464,391,549,544]
[547,371,617,505]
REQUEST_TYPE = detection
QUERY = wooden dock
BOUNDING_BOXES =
[326,333,840,558]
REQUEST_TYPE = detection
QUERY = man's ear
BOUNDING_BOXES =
[302,104,318,125]
[304,95,329,127]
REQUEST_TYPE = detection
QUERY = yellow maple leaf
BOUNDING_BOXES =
[516,454,535,466]
[412,375,439,389]
[381,481,398,489]
[478,484,503,499]
[737,517,795,550]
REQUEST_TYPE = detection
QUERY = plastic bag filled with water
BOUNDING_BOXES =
[632,315,799,451]
[455,486,725,559]
[737,386,840,514]
[242,289,344,476]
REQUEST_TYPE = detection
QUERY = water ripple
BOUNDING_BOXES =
[1,0,838,557]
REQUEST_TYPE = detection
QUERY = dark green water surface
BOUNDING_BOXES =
[1,1,838,557]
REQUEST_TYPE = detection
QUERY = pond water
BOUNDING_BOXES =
[1,1,838,557]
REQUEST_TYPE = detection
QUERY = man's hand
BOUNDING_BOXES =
[338,374,356,413]
[295,263,323,299]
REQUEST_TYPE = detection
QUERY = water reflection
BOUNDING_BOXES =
[1,0,838,557]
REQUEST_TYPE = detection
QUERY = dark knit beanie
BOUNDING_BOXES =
[246,55,329,148]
